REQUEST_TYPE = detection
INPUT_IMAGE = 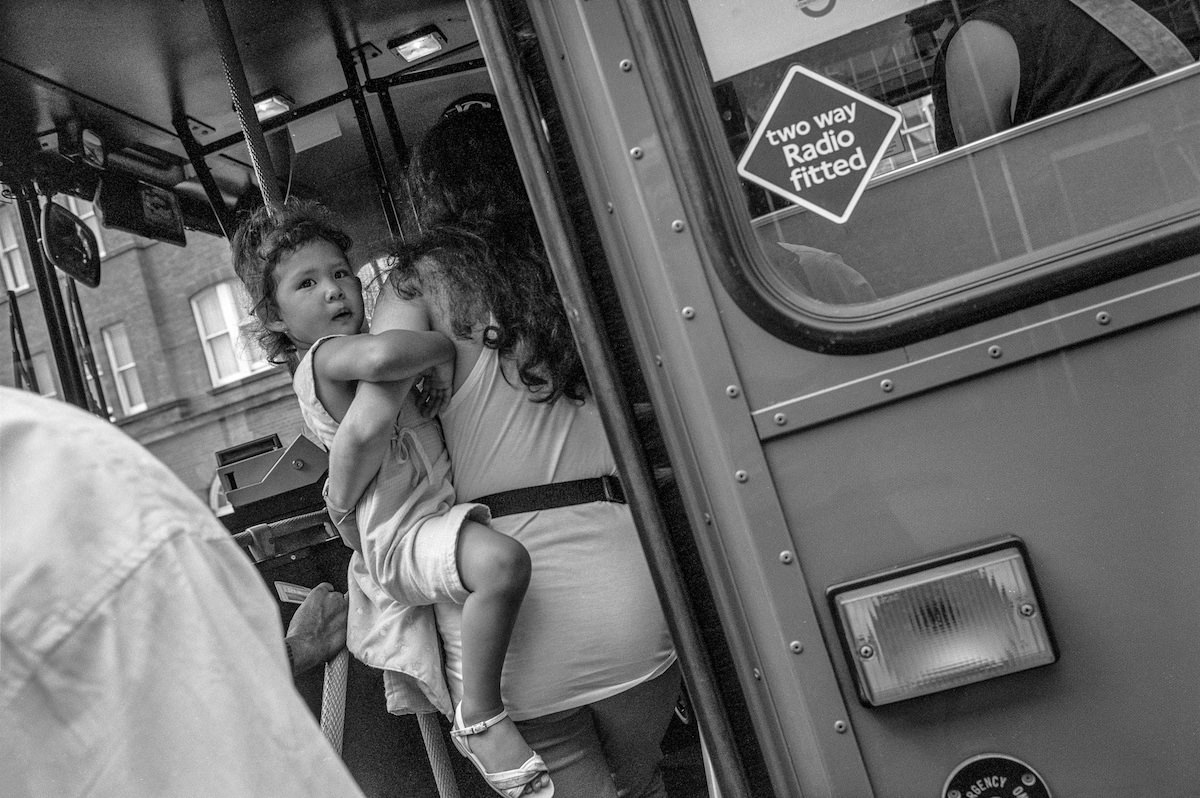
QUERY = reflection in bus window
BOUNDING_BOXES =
[688,0,1200,311]
[933,0,1200,150]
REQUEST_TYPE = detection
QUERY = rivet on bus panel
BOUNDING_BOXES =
[774,413,787,426]
[681,306,695,319]
[834,720,848,733]
[988,345,1003,359]
[880,378,894,392]
[779,550,794,564]
[752,668,762,680]
[735,470,748,482]
[671,219,685,232]
[630,146,643,159]
[1096,311,1111,325]
[619,59,633,72]
[789,640,803,654]
[605,202,614,214]
[725,384,740,397]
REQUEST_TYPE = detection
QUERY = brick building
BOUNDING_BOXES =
[0,196,316,512]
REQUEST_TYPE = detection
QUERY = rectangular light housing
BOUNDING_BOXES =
[251,93,292,122]
[829,540,1056,706]
[388,26,445,62]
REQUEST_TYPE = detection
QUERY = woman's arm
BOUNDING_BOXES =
[373,270,485,395]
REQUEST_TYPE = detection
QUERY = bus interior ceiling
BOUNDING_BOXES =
[0,0,490,247]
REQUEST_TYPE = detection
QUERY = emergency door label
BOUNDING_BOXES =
[736,65,901,224]
[943,754,1052,798]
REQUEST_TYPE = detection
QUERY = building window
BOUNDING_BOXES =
[31,353,58,398]
[1,209,29,292]
[190,280,270,386]
[358,256,390,323]
[64,196,106,258]
[102,322,147,414]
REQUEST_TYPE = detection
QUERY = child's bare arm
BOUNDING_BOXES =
[325,378,407,513]
[316,329,454,385]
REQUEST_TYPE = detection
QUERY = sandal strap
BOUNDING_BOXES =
[451,707,510,737]
[477,755,549,792]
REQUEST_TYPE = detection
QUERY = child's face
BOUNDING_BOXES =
[266,238,364,351]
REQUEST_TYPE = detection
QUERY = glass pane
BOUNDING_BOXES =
[193,289,227,336]
[104,324,134,365]
[688,0,1200,308]
[121,370,146,409]
[209,334,240,380]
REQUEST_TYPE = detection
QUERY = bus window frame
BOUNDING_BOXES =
[635,0,1200,355]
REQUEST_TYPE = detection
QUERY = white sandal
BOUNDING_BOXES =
[450,703,554,798]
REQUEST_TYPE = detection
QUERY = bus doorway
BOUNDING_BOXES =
[0,2,724,796]
[4,1,1199,796]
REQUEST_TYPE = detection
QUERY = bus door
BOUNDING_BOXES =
[520,1,1200,795]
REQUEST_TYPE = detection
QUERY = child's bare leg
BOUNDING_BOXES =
[456,521,549,791]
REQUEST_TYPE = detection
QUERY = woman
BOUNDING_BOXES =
[371,96,679,797]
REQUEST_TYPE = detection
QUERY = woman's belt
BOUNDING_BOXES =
[470,475,625,518]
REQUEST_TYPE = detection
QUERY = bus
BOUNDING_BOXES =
[2,1,1197,795]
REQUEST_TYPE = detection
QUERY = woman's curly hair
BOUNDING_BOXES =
[230,199,352,364]
[392,101,587,403]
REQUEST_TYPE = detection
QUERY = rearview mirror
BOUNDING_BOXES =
[41,200,101,287]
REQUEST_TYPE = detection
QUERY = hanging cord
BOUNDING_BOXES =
[418,713,462,798]
[200,0,282,212]
[253,520,350,755]
[320,650,350,754]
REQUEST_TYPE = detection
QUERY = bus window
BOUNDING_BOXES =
[683,0,1200,342]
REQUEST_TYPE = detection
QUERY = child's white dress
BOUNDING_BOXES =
[293,335,488,716]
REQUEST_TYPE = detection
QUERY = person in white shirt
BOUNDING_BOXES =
[0,386,363,798]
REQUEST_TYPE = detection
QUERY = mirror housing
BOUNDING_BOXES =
[41,200,101,287]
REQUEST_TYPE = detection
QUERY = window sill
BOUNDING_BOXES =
[209,367,284,396]
[1,285,35,302]
[114,398,189,426]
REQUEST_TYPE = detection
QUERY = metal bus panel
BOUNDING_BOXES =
[534,2,878,794]
[540,0,1200,794]
[754,304,1200,793]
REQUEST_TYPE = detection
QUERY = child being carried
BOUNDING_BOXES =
[233,199,552,798]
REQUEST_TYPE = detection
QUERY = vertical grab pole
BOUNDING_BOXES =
[201,0,352,758]
[200,0,282,211]
[468,2,754,796]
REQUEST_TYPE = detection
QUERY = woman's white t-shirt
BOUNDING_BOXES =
[436,347,676,720]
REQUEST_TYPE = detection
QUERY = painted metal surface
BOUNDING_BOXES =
[548,0,1200,795]
[754,259,1200,438]
[538,2,874,795]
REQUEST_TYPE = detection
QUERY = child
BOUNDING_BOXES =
[232,199,552,798]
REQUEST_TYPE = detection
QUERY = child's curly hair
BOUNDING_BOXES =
[231,199,353,364]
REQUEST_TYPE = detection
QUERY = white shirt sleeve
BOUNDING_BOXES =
[0,388,364,798]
